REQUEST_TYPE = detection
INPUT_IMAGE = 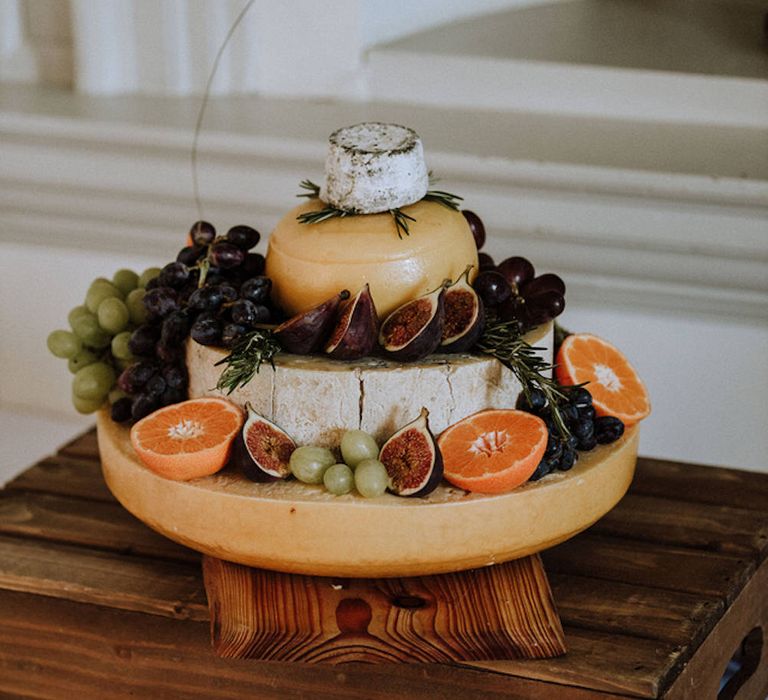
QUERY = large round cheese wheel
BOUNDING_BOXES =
[97,411,639,578]
[187,323,553,448]
[264,199,479,318]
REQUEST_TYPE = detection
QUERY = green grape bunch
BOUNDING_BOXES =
[46,267,160,415]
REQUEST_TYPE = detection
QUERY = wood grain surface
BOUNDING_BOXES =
[1,428,767,699]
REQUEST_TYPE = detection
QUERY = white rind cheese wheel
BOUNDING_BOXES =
[319,123,429,214]
[187,323,553,448]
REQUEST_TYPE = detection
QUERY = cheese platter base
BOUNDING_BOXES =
[202,553,567,663]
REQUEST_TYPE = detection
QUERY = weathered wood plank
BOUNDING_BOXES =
[0,490,198,564]
[0,535,207,622]
[549,573,723,645]
[544,535,755,602]
[633,457,768,513]
[56,427,99,461]
[468,627,676,698]
[590,494,768,560]
[4,454,114,503]
[0,589,634,700]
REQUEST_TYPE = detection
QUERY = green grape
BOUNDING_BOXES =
[112,268,139,296]
[354,459,390,498]
[126,288,147,325]
[340,429,379,468]
[289,446,335,484]
[108,387,128,403]
[111,331,134,361]
[68,305,91,329]
[68,349,99,373]
[72,392,104,415]
[138,267,162,288]
[71,313,111,349]
[86,280,122,313]
[46,329,82,359]
[72,362,115,401]
[323,463,354,495]
[97,297,129,334]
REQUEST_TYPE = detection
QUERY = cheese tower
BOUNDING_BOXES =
[189,122,553,447]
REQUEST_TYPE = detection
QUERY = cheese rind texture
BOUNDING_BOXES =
[319,123,429,214]
[186,323,553,448]
[265,199,478,318]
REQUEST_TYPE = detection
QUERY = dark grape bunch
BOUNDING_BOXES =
[116,221,279,423]
[461,210,565,331]
[517,386,625,482]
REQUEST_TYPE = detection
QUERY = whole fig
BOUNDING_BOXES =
[274,289,350,355]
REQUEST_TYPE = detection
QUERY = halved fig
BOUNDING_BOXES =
[379,407,443,497]
[274,289,350,355]
[229,402,295,482]
[324,284,379,360]
[440,266,485,353]
[379,282,447,361]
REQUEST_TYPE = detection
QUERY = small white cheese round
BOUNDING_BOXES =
[319,122,429,214]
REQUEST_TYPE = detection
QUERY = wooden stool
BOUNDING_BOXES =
[203,554,567,662]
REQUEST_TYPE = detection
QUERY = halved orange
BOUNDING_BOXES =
[555,333,650,426]
[130,398,244,480]
[437,409,548,494]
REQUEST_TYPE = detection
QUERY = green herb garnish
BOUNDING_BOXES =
[295,178,463,239]
[477,318,571,438]
[215,329,281,395]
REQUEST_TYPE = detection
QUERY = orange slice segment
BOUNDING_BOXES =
[130,397,244,480]
[555,333,650,426]
[437,409,548,494]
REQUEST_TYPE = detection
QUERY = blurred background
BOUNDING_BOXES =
[1,0,766,482]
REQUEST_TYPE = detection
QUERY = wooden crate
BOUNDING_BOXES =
[0,429,766,698]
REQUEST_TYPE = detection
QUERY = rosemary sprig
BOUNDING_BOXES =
[214,329,281,395]
[294,178,463,237]
[477,318,572,438]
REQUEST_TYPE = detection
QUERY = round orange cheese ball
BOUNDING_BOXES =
[265,199,479,318]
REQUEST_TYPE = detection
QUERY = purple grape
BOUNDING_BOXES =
[161,386,187,406]
[155,339,184,363]
[160,311,190,346]
[473,270,512,307]
[477,252,495,271]
[498,257,535,290]
[225,225,260,251]
[117,360,157,393]
[131,392,160,421]
[230,300,259,326]
[128,324,161,356]
[188,286,225,312]
[497,295,526,323]
[221,323,247,348]
[251,304,272,324]
[143,287,179,320]
[177,244,205,267]
[240,276,272,304]
[145,374,167,397]
[210,242,244,269]
[462,210,486,250]
[595,416,625,444]
[242,253,266,277]
[219,284,238,302]
[190,316,222,345]
[110,397,133,423]
[523,273,565,297]
[189,220,215,246]
[524,290,565,324]
[158,262,190,289]
[162,363,188,389]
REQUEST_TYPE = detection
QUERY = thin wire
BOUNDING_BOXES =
[192,0,257,220]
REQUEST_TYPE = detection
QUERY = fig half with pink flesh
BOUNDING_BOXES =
[274,289,350,355]
[229,402,296,482]
[379,407,444,497]
[324,284,379,360]
[440,266,485,353]
[379,282,447,361]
